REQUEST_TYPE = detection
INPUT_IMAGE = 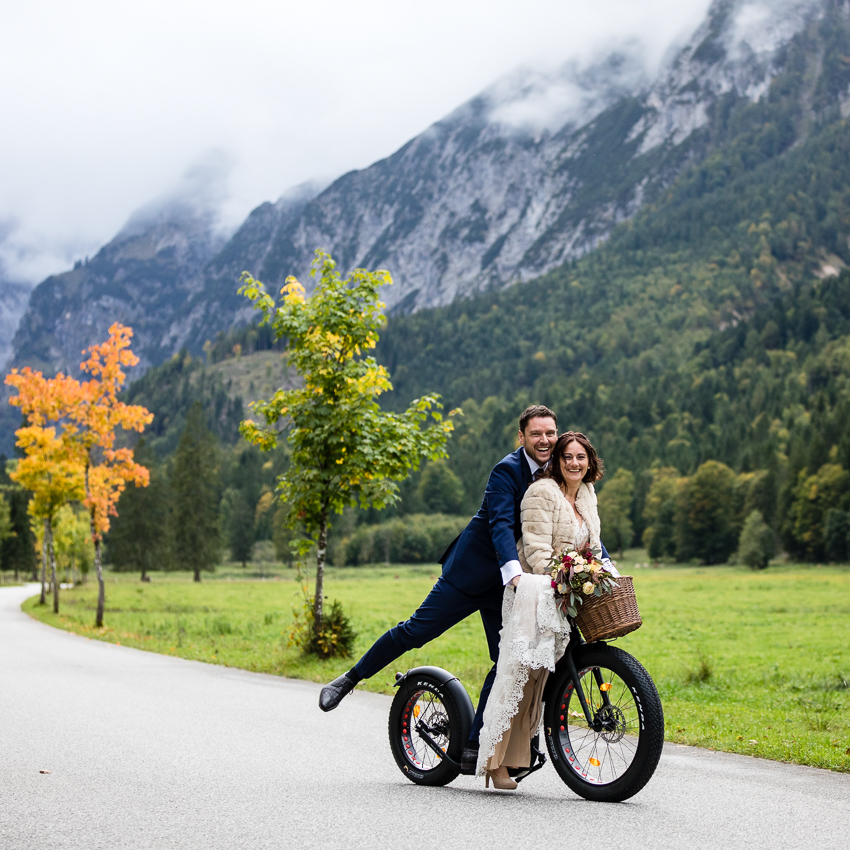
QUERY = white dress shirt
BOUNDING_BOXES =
[499,449,543,586]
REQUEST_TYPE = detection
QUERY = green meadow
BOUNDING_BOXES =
[24,554,850,772]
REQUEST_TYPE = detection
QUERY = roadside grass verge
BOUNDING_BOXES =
[23,554,850,772]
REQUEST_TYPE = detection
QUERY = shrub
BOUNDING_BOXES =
[335,513,467,565]
[289,597,357,659]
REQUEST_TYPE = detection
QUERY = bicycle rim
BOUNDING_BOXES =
[555,663,642,785]
[398,687,453,774]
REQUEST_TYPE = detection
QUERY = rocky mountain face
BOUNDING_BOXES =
[0,278,34,368]
[225,0,838,314]
[8,185,319,375]
[8,0,846,374]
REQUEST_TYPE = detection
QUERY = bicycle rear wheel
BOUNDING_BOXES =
[543,644,664,802]
[389,670,466,786]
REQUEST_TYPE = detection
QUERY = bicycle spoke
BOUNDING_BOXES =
[556,664,642,785]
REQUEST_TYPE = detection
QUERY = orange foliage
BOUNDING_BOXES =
[5,323,153,537]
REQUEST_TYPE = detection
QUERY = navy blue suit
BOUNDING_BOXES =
[352,447,609,744]
[352,447,533,744]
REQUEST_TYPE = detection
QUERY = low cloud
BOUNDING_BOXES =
[119,149,236,239]
[486,43,651,134]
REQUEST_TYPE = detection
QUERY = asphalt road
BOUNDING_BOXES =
[1,583,847,850]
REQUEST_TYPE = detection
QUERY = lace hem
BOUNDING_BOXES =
[476,574,569,776]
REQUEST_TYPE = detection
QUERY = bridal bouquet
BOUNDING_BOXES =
[548,545,620,619]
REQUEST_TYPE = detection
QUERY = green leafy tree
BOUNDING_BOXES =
[107,440,170,580]
[789,464,850,561]
[239,251,457,640]
[418,460,465,515]
[171,403,221,581]
[642,468,680,560]
[823,508,850,562]
[52,504,94,584]
[736,509,776,569]
[598,468,635,558]
[674,460,738,564]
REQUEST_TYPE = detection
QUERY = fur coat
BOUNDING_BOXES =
[516,478,601,574]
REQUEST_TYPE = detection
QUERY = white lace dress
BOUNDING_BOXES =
[476,520,590,776]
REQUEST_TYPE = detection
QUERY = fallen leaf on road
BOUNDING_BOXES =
[39,770,50,774]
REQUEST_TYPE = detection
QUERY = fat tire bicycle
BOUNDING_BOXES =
[388,629,664,802]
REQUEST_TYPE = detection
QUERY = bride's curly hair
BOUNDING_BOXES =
[547,431,604,486]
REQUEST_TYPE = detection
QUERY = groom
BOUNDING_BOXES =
[319,404,559,773]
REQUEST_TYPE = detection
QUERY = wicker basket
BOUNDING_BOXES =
[573,575,642,642]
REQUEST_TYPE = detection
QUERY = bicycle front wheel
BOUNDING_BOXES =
[543,644,664,802]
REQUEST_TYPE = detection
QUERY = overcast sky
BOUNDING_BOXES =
[0,0,712,285]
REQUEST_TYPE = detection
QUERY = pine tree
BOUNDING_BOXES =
[107,440,170,579]
[227,490,254,567]
[0,470,36,581]
[171,403,221,581]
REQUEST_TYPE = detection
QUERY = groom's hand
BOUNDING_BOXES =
[509,575,521,588]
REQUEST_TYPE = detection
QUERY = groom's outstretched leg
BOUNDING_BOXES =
[461,590,503,772]
[319,577,476,712]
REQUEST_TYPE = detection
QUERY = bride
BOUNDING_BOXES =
[476,431,608,789]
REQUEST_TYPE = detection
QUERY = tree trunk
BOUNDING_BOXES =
[94,537,105,628]
[313,508,328,634]
[84,462,106,627]
[194,567,201,582]
[40,517,48,605]
[49,522,59,615]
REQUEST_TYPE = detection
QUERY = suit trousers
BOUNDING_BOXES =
[351,576,504,744]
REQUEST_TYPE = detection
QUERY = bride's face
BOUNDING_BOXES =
[560,440,588,487]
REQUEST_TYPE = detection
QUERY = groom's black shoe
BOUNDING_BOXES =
[319,673,357,712]
[460,744,479,775]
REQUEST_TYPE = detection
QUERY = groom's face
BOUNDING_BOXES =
[519,416,557,466]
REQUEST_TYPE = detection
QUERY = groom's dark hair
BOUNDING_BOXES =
[519,405,557,433]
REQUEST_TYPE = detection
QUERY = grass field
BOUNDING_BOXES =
[23,553,850,772]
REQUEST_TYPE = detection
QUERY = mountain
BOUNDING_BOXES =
[121,0,850,561]
[201,0,833,315]
[0,277,34,368]
[6,0,844,374]
[7,182,320,376]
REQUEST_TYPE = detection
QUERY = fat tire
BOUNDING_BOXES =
[544,644,664,802]
[388,673,463,787]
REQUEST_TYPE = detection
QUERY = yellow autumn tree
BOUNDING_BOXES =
[11,427,84,610]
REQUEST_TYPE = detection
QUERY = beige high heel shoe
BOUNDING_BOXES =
[485,769,518,790]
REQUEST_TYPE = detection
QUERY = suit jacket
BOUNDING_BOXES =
[439,447,531,595]
[439,447,612,596]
